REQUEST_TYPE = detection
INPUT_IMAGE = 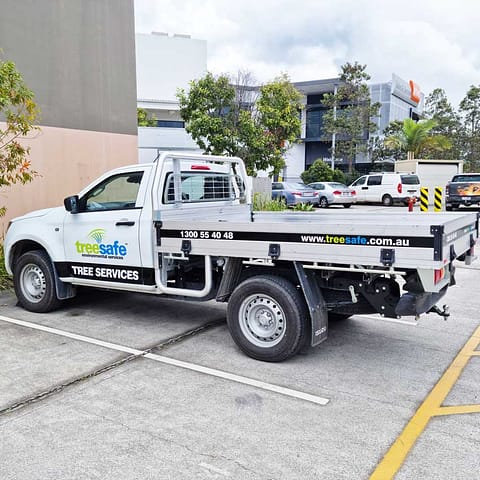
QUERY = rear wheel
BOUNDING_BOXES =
[382,194,393,206]
[13,250,61,312]
[227,275,308,362]
[343,204,352,208]
[319,196,329,208]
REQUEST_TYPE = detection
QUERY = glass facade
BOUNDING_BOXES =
[299,75,424,169]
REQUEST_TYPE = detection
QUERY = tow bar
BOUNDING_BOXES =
[427,304,450,320]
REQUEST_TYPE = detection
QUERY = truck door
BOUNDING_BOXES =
[61,169,151,286]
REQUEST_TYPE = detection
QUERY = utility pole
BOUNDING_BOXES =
[331,83,338,170]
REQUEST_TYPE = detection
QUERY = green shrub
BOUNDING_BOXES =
[252,193,287,211]
[0,243,12,290]
[300,159,333,184]
[292,202,315,212]
[332,168,347,184]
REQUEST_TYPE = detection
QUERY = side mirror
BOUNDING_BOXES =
[64,195,80,214]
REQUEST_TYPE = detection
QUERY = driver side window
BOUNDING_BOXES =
[83,172,144,211]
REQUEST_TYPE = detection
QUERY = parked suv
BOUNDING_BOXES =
[349,173,420,206]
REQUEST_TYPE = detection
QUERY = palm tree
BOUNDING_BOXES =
[384,118,451,159]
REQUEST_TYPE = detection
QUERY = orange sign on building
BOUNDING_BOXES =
[409,80,421,104]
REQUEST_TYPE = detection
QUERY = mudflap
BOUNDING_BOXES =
[395,286,448,317]
[294,262,328,347]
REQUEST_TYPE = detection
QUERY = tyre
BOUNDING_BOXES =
[13,250,61,313]
[382,194,393,206]
[227,275,308,362]
[319,196,329,208]
[343,204,352,208]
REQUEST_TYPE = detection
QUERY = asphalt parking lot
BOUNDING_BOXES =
[1,205,479,480]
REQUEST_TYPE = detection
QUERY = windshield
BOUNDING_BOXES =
[401,175,420,185]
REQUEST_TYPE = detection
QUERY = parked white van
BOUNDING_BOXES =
[350,173,421,206]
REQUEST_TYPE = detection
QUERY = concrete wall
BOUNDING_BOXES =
[0,0,137,135]
[0,123,137,232]
[0,0,138,232]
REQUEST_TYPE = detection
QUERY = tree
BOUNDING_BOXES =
[458,85,480,171]
[253,74,303,175]
[177,72,302,176]
[137,107,157,127]
[322,62,380,173]
[384,118,451,159]
[0,58,39,216]
[423,88,462,159]
[368,120,404,164]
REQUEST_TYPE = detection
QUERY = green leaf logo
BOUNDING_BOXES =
[88,228,106,244]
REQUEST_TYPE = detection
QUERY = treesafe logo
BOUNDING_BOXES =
[75,229,128,259]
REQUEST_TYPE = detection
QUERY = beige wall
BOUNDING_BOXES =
[0,122,138,234]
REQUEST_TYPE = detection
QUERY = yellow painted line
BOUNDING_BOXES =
[370,325,480,480]
[435,404,480,416]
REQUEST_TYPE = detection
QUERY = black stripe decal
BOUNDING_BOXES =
[159,229,435,248]
[55,262,156,285]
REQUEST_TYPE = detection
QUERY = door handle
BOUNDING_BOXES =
[116,220,135,226]
[362,187,368,190]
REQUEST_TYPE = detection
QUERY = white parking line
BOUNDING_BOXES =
[0,315,329,406]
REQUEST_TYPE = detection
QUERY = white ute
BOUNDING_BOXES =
[5,153,479,361]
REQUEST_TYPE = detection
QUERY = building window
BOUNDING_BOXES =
[306,107,327,138]
[156,120,185,128]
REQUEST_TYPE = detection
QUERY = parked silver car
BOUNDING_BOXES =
[272,182,319,207]
[307,182,356,208]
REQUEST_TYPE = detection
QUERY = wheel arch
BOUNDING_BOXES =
[10,241,75,300]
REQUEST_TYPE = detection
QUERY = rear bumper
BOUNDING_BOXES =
[395,287,448,316]
[292,197,319,205]
[446,196,480,206]
[331,196,356,205]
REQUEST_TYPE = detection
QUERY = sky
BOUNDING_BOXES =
[134,0,480,108]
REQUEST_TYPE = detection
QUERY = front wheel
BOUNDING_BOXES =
[13,250,61,312]
[343,204,352,208]
[227,275,308,362]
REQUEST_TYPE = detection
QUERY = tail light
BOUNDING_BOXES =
[434,268,445,284]
[397,183,402,194]
[313,192,318,196]
[351,190,356,196]
[191,165,210,170]
[332,190,342,195]
[292,191,302,196]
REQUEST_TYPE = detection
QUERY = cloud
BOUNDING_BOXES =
[134,0,480,107]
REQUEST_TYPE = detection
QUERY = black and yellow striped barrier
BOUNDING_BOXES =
[434,187,443,212]
[419,186,444,212]
[420,187,429,212]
